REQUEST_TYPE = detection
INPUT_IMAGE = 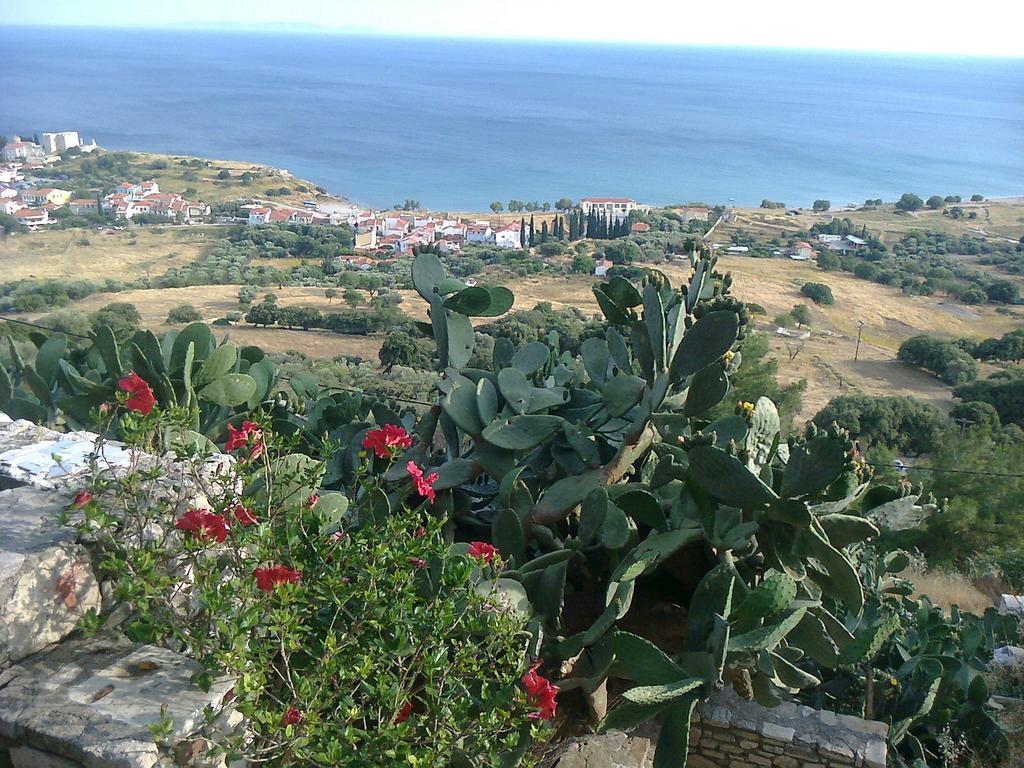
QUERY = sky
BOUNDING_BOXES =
[1,0,1022,57]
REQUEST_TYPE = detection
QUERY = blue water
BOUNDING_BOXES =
[1,26,1022,210]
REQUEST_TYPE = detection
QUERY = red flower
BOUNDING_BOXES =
[393,700,414,724]
[405,461,439,503]
[408,557,427,570]
[362,424,413,458]
[307,493,319,508]
[73,490,93,508]
[225,421,263,459]
[413,526,426,539]
[522,663,559,721]
[254,564,303,592]
[467,541,498,564]
[281,706,303,726]
[117,372,156,415]
[230,503,257,526]
[174,508,228,544]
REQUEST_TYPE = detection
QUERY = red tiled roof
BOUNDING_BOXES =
[582,197,635,203]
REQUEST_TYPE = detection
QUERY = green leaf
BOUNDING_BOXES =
[170,322,214,373]
[497,367,532,415]
[683,363,729,418]
[492,506,525,565]
[481,415,563,450]
[781,433,849,497]
[602,373,645,418]
[669,310,738,382]
[581,337,610,387]
[603,276,643,308]
[643,282,667,372]
[511,341,550,375]
[34,334,66,385]
[432,458,478,490]
[687,445,778,507]
[652,695,699,768]
[92,325,122,378]
[443,384,483,435]
[578,488,608,546]
[611,631,686,685]
[476,378,498,424]
[623,677,702,706]
[600,502,632,550]
[729,608,807,653]
[412,252,446,301]
[198,373,257,407]
[195,342,238,388]
[446,311,475,370]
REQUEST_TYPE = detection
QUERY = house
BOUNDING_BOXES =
[680,207,710,222]
[0,167,23,184]
[726,245,749,254]
[68,199,100,216]
[0,185,19,199]
[817,233,867,252]
[115,182,142,199]
[816,234,842,245]
[12,208,50,230]
[354,229,378,250]
[436,238,462,254]
[20,188,72,207]
[465,223,493,244]
[580,197,641,222]
[494,222,526,249]
[844,235,866,248]
[630,222,650,233]
[788,241,817,260]
[594,259,614,278]
[41,131,82,155]
[1,138,44,163]
[1,199,25,216]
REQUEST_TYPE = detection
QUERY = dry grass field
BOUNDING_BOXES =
[501,255,1019,421]
[0,227,212,281]
[52,151,332,207]
[715,199,1024,247]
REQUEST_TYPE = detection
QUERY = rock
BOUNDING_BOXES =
[9,745,80,768]
[553,726,655,768]
[0,486,100,666]
[0,635,232,768]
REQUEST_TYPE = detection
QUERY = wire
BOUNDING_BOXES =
[0,314,92,339]
[866,462,1024,479]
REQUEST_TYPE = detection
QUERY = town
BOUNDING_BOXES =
[1,132,210,230]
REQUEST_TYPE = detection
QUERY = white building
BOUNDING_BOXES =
[494,222,526,249]
[1,138,44,163]
[41,131,82,155]
[466,223,493,244]
[580,197,645,222]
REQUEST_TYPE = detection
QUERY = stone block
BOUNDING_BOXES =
[0,635,231,768]
[9,745,80,767]
[553,727,653,768]
[0,486,100,666]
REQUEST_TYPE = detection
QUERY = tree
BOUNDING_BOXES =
[167,304,202,324]
[293,305,323,331]
[569,254,595,274]
[800,282,834,305]
[984,279,1019,304]
[344,289,363,308]
[925,195,946,210]
[602,239,643,264]
[324,288,337,304]
[490,201,503,213]
[378,330,434,370]
[898,335,978,386]
[812,199,831,212]
[238,286,258,306]
[816,250,841,271]
[970,194,984,202]
[245,300,278,327]
[812,394,947,454]
[90,302,141,344]
[895,193,924,212]
[555,197,573,211]
[790,304,812,327]
[217,169,231,180]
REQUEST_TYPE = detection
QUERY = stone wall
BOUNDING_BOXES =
[0,416,233,768]
[553,690,887,768]
[689,689,887,768]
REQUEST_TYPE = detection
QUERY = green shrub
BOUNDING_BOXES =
[166,304,203,324]
[898,335,978,386]
[78,417,541,766]
[800,281,834,305]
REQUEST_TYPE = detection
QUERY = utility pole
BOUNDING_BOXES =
[854,320,865,362]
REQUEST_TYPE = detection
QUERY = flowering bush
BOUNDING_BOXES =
[76,412,547,766]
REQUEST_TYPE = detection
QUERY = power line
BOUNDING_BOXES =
[866,462,1024,480]
[0,315,91,339]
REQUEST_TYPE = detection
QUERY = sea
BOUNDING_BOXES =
[1,26,1022,211]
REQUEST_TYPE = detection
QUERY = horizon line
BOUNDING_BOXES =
[2,23,1023,60]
